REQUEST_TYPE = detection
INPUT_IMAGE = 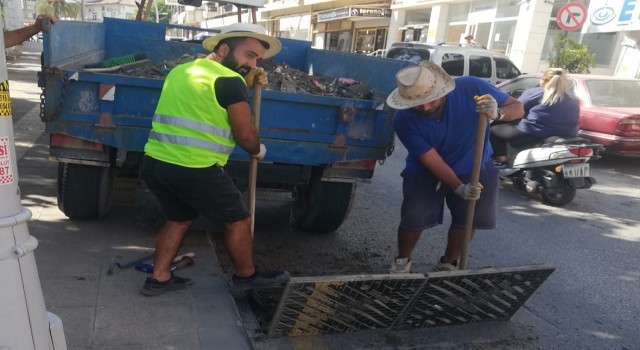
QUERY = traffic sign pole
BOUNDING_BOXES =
[0,18,67,350]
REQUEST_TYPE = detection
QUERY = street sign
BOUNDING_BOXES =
[557,2,588,31]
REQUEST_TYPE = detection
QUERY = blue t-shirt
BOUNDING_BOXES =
[393,76,509,175]
[516,86,580,138]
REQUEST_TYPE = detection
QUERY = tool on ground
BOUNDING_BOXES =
[134,253,195,274]
[459,96,490,269]
[106,252,155,276]
[248,83,262,236]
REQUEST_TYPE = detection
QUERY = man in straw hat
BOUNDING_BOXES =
[140,23,289,296]
[387,61,524,273]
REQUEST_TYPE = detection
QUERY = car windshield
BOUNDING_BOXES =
[586,80,640,107]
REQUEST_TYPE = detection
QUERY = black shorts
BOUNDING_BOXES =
[141,156,250,223]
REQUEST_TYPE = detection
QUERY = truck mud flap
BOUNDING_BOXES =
[263,265,554,337]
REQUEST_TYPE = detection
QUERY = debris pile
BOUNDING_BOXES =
[258,59,376,100]
[85,54,379,101]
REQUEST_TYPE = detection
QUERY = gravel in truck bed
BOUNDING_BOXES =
[91,55,381,101]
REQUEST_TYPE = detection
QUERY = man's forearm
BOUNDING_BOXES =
[4,24,40,48]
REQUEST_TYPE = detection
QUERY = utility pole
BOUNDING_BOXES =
[0,17,66,349]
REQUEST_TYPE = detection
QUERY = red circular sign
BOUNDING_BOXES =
[556,2,588,31]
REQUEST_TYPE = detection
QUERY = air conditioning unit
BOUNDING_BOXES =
[220,3,234,14]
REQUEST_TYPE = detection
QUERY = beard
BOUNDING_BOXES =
[220,54,252,76]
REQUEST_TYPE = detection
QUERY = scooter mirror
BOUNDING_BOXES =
[178,0,203,6]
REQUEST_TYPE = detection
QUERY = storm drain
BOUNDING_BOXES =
[395,265,555,330]
[258,265,554,338]
[267,274,426,337]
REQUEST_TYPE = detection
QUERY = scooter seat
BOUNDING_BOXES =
[511,136,589,150]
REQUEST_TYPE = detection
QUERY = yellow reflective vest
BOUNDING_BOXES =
[144,58,244,167]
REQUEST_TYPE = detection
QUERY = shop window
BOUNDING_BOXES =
[355,29,376,54]
[541,21,617,67]
[469,55,492,78]
[375,29,387,51]
[326,31,352,52]
[491,20,516,55]
[447,24,466,43]
[448,3,470,22]
[582,32,617,66]
[496,0,519,18]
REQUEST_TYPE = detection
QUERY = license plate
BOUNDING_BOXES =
[562,163,590,178]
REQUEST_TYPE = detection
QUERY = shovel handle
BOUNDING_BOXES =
[248,85,262,236]
[459,111,489,270]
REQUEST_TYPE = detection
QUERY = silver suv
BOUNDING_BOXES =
[385,42,522,85]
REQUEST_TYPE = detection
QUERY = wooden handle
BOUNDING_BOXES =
[458,112,488,270]
[248,85,262,237]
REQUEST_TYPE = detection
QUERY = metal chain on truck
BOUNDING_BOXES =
[378,132,395,165]
[39,67,69,122]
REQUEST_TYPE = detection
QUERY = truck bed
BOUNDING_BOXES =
[41,18,408,165]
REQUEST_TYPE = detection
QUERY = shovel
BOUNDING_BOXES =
[248,84,262,236]
[458,102,489,269]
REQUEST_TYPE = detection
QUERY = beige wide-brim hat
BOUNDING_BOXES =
[386,61,455,110]
[202,23,282,59]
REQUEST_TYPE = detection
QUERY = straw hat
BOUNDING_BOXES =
[386,61,455,109]
[202,23,282,59]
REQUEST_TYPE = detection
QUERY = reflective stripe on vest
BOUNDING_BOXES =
[152,113,233,140]
[144,59,244,168]
[148,131,235,154]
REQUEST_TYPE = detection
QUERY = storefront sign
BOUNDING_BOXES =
[318,7,351,22]
[350,8,391,18]
[318,7,391,22]
[585,0,640,33]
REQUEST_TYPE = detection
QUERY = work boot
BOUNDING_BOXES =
[141,274,194,297]
[433,256,458,272]
[232,270,291,291]
[389,257,412,274]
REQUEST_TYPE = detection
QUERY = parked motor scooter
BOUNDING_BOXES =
[498,137,604,206]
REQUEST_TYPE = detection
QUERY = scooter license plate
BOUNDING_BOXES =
[562,163,590,178]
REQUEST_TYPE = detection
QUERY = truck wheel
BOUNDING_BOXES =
[540,181,576,207]
[57,163,113,219]
[289,176,356,233]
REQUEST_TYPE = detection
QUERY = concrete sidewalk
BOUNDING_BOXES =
[10,42,253,350]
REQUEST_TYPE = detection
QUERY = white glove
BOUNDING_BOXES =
[455,183,483,200]
[475,94,499,120]
[251,143,266,160]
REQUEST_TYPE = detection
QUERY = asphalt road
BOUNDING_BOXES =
[223,139,640,349]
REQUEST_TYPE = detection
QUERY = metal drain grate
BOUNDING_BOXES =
[394,265,555,330]
[267,274,426,337]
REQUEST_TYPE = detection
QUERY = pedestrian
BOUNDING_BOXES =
[4,14,57,48]
[140,22,290,296]
[386,60,524,273]
[490,68,579,166]
[464,34,481,48]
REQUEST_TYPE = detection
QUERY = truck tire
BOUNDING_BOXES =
[289,175,356,233]
[57,163,113,220]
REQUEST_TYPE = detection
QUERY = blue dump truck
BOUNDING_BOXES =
[39,18,408,233]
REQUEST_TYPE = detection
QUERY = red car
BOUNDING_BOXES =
[498,74,640,157]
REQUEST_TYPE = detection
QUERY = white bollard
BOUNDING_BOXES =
[0,17,66,350]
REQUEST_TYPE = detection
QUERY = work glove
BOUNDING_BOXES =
[455,183,483,201]
[251,143,266,161]
[474,94,499,121]
[246,67,267,89]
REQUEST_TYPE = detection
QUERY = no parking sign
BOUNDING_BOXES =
[557,2,588,31]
